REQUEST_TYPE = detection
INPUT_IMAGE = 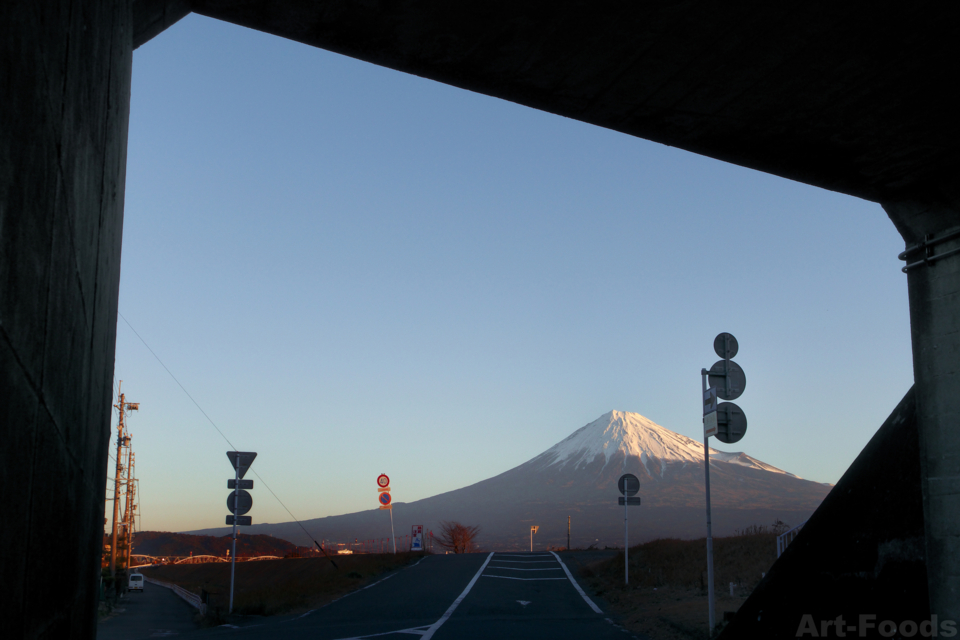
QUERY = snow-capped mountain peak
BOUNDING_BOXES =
[536,410,794,478]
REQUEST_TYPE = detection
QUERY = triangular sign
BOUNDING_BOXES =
[227,451,257,479]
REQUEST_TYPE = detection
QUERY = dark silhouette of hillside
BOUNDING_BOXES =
[133,531,300,558]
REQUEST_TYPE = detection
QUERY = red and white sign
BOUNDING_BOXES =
[411,525,423,551]
[377,474,390,488]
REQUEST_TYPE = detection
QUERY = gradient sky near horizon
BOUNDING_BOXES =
[112,14,914,535]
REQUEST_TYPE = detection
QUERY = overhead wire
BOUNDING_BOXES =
[118,312,338,568]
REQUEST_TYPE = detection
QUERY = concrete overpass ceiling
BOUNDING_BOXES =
[184,0,958,209]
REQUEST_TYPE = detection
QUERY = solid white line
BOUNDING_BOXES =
[505,554,553,557]
[484,567,562,571]
[420,552,495,640]
[481,575,568,582]
[549,552,603,614]
[333,626,430,640]
[488,560,557,564]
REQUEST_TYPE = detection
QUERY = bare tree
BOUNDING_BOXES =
[435,521,481,554]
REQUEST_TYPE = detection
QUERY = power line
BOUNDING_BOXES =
[118,312,236,450]
[117,312,331,563]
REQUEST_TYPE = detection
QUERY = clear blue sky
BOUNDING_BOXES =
[113,14,913,535]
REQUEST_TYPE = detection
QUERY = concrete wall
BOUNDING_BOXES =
[0,1,132,636]
[885,201,960,624]
[718,387,928,639]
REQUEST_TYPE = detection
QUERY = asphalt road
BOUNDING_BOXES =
[203,552,633,640]
[97,581,200,640]
[99,552,634,640]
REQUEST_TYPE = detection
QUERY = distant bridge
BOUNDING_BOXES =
[130,554,284,566]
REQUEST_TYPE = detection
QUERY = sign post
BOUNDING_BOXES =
[226,451,256,614]
[701,332,748,634]
[377,474,397,554]
[530,525,538,552]
[617,473,641,584]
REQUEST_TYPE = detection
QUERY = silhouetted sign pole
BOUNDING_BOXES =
[617,473,641,585]
[226,451,256,614]
[701,333,748,634]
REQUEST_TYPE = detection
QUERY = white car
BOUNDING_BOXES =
[128,573,144,592]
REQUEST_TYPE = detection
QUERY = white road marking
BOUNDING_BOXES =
[488,559,557,564]
[419,552,494,640]
[549,551,603,614]
[291,556,429,623]
[481,575,567,581]
[484,567,562,571]
[334,626,431,639]
[517,601,531,606]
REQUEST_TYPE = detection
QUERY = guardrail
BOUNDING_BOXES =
[143,576,207,615]
[776,520,807,558]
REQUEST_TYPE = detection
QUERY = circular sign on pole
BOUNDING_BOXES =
[708,359,746,400]
[377,474,390,488]
[227,489,253,516]
[618,473,640,496]
[713,333,739,360]
[379,492,392,506]
[714,402,748,444]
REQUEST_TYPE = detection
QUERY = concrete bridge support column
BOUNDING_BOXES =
[1,1,132,637]
[884,201,960,623]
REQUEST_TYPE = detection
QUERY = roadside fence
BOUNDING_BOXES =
[776,520,807,558]
[143,576,207,615]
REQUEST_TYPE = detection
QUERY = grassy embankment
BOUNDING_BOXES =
[577,531,778,640]
[142,552,421,620]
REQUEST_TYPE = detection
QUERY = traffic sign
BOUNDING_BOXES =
[707,360,746,400]
[618,473,640,496]
[703,387,717,415]
[227,489,253,515]
[714,402,747,444]
[227,451,257,479]
[377,474,390,488]
[619,497,642,506]
[704,410,718,437]
[379,504,392,510]
[379,492,392,506]
[226,515,252,526]
[378,487,391,493]
[228,479,253,490]
[714,333,739,359]
[411,525,423,551]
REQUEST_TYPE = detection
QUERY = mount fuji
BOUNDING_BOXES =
[190,411,831,549]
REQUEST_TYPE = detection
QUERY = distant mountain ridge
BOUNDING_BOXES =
[189,411,832,549]
[132,531,299,557]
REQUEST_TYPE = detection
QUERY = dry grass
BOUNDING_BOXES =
[141,552,421,619]
[578,533,778,639]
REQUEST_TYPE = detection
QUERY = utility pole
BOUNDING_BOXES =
[124,452,136,572]
[567,516,571,550]
[110,383,138,582]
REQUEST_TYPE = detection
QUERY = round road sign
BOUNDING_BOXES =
[715,402,748,444]
[227,489,253,516]
[713,333,739,359]
[377,474,390,488]
[618,473,640,496]
[708,359,746,400]
[379,491,392,506]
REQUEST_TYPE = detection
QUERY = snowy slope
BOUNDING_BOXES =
[534,410,796,478]
[191,409,826,548]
